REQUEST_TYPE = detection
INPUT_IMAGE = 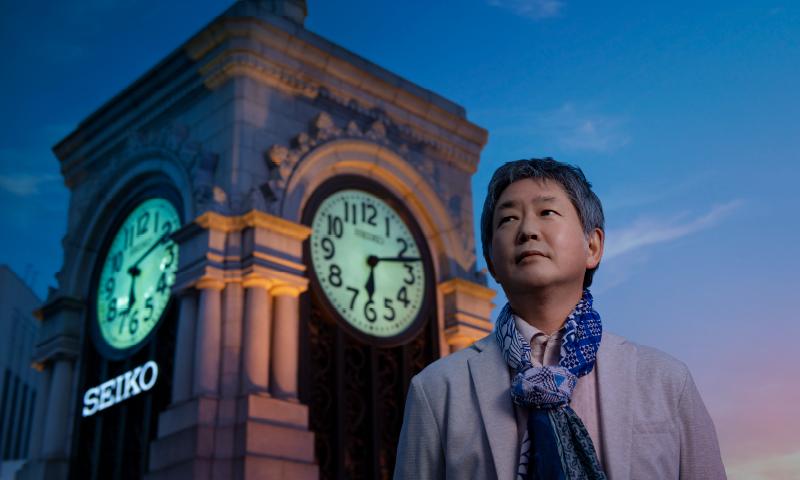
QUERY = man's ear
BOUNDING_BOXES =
[485,254,499,282]
[586,228,604,269]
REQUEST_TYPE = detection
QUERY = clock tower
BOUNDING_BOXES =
[18,1,495,479]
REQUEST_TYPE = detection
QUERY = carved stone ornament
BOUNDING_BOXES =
[123,121,220,216]
[262,112,405,215]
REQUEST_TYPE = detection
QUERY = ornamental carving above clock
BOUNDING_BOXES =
[93,196,180,359]
[308,185,430,343]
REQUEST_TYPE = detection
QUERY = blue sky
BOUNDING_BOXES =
[1,0,799,476]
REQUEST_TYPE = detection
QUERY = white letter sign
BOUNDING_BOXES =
[81,361,160,417]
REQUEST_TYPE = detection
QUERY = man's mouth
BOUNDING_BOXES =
[516,250,545,263]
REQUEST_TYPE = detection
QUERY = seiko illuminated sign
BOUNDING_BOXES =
[81,361,159,417]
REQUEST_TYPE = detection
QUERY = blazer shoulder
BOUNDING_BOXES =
[629,339,690,377]
[414,340,482,388]
[604,331,692,398]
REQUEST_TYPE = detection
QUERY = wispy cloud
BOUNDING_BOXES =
[481,102,632,154]
[543,103,630,152]
[603,200,744,261]
[488,0,566,19]
[0,173,61,196]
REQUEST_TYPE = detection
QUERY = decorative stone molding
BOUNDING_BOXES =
[57,73,206,183]
[317,88,478,170]
[262,112,398,215]
[200,52,319,98]
[122,121,221,217]
[172,209,312,293]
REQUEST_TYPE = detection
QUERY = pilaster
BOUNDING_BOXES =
[148,210,314,479]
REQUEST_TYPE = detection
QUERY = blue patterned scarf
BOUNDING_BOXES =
[495,290,607,480]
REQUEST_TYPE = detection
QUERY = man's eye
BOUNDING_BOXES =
[498,216,516,226]
[541,210,557,216]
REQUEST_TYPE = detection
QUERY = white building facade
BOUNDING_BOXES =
[0,266,42,480]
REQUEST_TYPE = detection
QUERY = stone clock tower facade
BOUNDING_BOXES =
[18,1,494,479]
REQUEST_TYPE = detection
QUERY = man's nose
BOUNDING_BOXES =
[517,218,539,244]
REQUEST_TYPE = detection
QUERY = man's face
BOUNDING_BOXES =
[487,177,602,294]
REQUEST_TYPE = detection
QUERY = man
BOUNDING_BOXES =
[394,158,726,480]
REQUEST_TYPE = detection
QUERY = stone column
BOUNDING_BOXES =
[26,362,52,459]
[194,278,225,397]
[172,290,198,404]
[41,358,74,458]
[270,284,302,401]
[241,277,273,395]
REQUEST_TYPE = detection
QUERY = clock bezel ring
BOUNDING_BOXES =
[302,175,436,347]
[88,184,184,361]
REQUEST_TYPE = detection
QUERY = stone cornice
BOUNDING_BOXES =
[194,209,312,240]
[54,56,206,181]
[186,15,487,163]
[438,278,497,302]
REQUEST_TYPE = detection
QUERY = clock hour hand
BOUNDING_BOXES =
[365,255,379,301]
[125,265,141,311]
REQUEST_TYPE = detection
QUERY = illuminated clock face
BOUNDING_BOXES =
[95,198,180,351]
[310,189,426,338]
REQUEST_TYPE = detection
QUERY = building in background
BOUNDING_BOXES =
[0,266,41,480]
[17,1,494,479]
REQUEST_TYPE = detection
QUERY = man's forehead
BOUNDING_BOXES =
[495,178,569,210]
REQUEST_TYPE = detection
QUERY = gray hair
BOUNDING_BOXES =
[480,158,605,288]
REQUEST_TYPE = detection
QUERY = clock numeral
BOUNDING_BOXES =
[157,272,168,295]
[163,243,175,268]
[364,299,376,323]
[397,286,410,308]
[403,263,415,285]
[321,237,335,260]
[137,212,150,236]
[123,226,135,250]
[346,286,359,310]
[343,201,358,225]
[154,212,159,234]
[144,297,154,322]
[129,311,139,335]
[118,309,130,334]
[105,277,116,300]
[162,221,172,235]
[107,300,117,322]
[112,251,123,272]
[385,217,390,237]
[328,264,342,287]
[383,298,395,321]
[362,203,377,226]
[396,238,408,258]
[327,215,343,238]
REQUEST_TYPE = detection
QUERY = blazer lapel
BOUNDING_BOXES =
[468,335,519,480]
[596,332,636,480]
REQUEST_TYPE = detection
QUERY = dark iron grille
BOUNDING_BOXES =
[302,293,438,480]
[69,301,176,480]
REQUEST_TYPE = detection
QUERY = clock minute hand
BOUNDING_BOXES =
[131,230,171,269]
[375,256,422,262]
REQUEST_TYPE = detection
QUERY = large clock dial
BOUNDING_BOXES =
[95,198,180,352]
[310,189,426,338]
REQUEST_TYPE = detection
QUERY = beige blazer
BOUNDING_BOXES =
[394,332,726,480]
